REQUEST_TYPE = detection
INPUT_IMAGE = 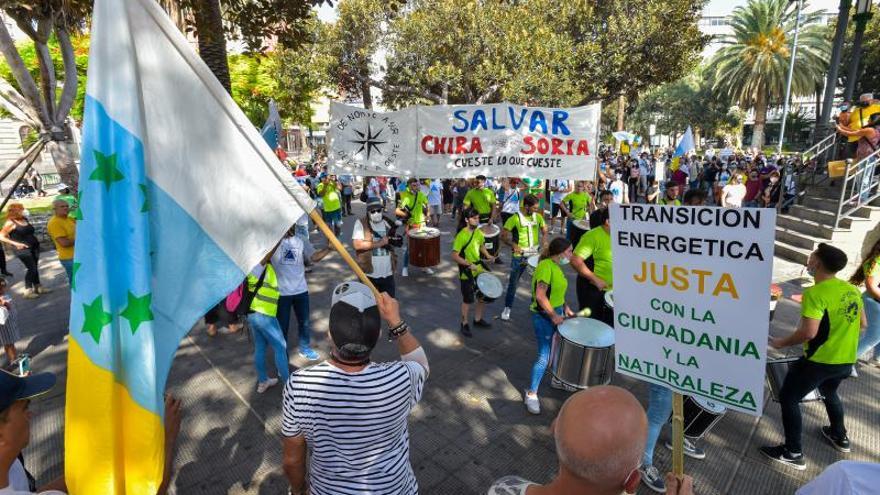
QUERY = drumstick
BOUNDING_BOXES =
[309,209,381,300]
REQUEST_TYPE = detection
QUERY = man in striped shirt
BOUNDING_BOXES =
[282,282,429,495]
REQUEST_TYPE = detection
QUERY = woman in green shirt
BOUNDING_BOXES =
[524,237,575,415]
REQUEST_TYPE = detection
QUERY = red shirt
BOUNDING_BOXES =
[744,179,762,201]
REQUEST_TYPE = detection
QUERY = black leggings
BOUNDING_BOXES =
[576,276,613,326]
[780,357,852,453]
[17,246,40,289]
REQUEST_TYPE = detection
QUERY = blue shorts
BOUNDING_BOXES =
[323,209,342,224]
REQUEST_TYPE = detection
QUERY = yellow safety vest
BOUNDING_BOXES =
[248,264,280,317]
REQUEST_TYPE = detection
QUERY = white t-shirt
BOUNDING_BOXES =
[0,460,64,495]
[270,236,314,296]
[500,188,521,214]
[282,361,427,495]
[487,476,536,494]
[722,183,747,208]
[795,461,880,495]
[351,219,393,279]
[550,180,569,204]
[427,181,442,206]
[609,180,627,204]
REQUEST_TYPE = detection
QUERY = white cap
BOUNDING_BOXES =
[331,281,376,313]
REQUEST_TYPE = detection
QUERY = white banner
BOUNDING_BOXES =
[328,101,600,179]
[610,204,776,416]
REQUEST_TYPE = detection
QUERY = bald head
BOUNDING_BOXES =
[555,386,647,490]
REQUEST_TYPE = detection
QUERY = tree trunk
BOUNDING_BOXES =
[192,0,231,94]
[617,95,625,131]
[360,74,373,110]
[47,136,79,192]
[752,92,767,150]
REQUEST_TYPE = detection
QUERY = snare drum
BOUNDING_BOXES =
[408,227,440,268]
[569,219,590,247]
[527,254,540,275]
[550,318,615,390]
[476,272,503,303]
[480,224,501,259]
[766,357,823,402]
[604,290,614,309]
[675,395,726,440]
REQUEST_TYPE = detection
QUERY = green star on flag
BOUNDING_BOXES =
[139,183,150,212]
[70,262,81,291]
[82,295,113,344]
[120,291,154,334]
[71,191,83,220]
[89,150,125,190]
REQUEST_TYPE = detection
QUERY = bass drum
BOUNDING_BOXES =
[569,219,590,247]
[677,395,726,440]
[550,317,615,390]
[408,227,440,268]
[480,224,501,259]
[476,272,503,303]
[527,254,540,275]
[766,357,823,402]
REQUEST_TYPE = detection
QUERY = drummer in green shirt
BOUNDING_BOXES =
[500,194,547,321]
[560,180,592,245]
[451,208,496,337]
[316,174,343,235]
[524,237,575,415]
[570,208,613,326]
[763,243,867,470]
[396,178,431,277]
[463,175,497,224]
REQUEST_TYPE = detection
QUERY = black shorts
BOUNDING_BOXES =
[551,202,563,217]
[460,277,477,304]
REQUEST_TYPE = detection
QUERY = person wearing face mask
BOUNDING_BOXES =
[523,237,576,414]
[720,172,746,208]
[608,170,629,205]
[761,171,782,208]
[743,169,763,207]
[451,208,496,337]
[838,93,880,159]
[764,243,866,471]
[353,198,401,297]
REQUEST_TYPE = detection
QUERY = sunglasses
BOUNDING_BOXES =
[368,208,383,214]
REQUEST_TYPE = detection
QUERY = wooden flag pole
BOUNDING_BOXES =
[671,392,685,477]
[308,208,382,301]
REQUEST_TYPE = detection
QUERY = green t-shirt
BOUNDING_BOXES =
[574,226,613,286]
[317,182,341,212]
[503,212,545,253]
[531,258,568,312]
[452,226,486,280]
[562,192,591,220]
[399,190,428,226]
[864,256,880,279]
[658,197,681,206]
[801,278,863,365]
[464,187,496,215]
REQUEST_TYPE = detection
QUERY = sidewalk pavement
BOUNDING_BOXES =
[12,208,880,495]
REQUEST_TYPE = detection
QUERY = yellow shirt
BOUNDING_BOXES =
[847,103,880,142]
[47,215,76,260]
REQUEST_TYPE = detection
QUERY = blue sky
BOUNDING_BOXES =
[706,0,841,16]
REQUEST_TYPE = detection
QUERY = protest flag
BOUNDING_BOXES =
[261,99,282,150]
[64,0,311,493]
[670,126,695,171]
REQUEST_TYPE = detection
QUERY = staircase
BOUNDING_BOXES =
[774,138,880,270]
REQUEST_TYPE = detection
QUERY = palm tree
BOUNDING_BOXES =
[711,0,830,149]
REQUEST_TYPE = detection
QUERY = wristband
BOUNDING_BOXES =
[388,320,409,340]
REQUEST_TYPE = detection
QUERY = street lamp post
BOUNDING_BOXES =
[843,0,874,101]
[778,0,803,154]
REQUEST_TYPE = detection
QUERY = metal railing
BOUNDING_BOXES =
[799,133,838,187]
[834,148,880,228]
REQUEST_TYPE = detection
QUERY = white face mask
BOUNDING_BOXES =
[369,212,383,223]
[770,178,779,184]
[559,256,570,266]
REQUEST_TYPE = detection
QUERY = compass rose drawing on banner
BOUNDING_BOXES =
[350,123,388,159]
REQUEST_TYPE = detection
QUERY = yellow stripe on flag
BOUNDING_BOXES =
[65,338,165,495]
[670,157,680,172]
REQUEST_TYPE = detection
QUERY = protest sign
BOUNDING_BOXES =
[328,101,601,179]
[610,204,776,415]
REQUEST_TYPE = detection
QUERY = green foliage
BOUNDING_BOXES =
[329,0,707,107]
[839,10,880,99]
[0,34,89,121]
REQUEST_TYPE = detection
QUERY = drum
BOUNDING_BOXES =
[766,357,823,402]
[480,224,501,258]
[569,219,590,247]
[408,227,440,268]
[676,395,727,440]
[604,290,614,309]
[527,254,540,275]
[550,318,615,390]
[476,273,503,303]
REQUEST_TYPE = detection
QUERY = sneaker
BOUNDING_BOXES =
[36,286,51,294]
[460,323,472,337]
[500,307,511,321]
[550,376,577,392]
[22,290,39,299]
[850,366,858,378]
[298,347,320,361]
[639,465,666,493]
[256,377,279,394]
[473,319,491,328]
[402,267,409,277]
[524,392,540,415]
[423,267,435,275]
[665,438,706,460]
[820,426,851,453]
[759,445,806,471]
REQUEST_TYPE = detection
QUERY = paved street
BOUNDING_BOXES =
[13,202,880,495]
